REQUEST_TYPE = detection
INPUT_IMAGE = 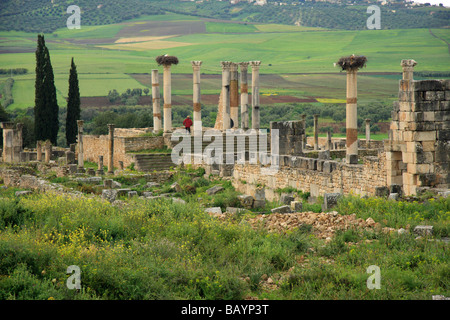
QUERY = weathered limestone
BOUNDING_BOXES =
[365,119,371,149]
[221,61,232,130]
[107,124,115,174]
[313,114,319,150]
[44,140,52,163]
[250,61,261,130]
[163,65,172,133]
[36,141,43,162]
[271,121,304,155]
[96,155,104,176]
[230,62,239,129]
[346,68,359,164]
[239,62,249,130]
[77,120,84,168]
[151,69,162,133]
[191,61,202,134]
[386,59,449,195]
[1,122,23,163]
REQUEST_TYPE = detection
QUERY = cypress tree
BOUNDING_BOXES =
[34,34,59,145]
[34,34,46,142]
[66,57,80,145]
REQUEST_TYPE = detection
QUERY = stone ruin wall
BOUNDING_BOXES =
[231,121,387,201]
[82,133,164,169]
[386,63,449,196]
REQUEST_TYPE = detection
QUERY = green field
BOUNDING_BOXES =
[0,14,449,110]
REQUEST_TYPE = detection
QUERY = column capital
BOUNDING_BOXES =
[313,114,320,119]
[239,61,249,69]
[249,61,261,69]
[191,61,202,69]
[1,122,15,130]
[401,59,417,69]
[77,120,84,127]
[221,61,232,70]
[365,118,371,123]
[230,62,238,72]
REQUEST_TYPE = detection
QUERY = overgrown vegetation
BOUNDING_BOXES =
[0,167,448,300]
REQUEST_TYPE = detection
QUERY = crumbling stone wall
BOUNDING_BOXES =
[82,134,164,169]
[386,61,449,195]
[232,152,386,201]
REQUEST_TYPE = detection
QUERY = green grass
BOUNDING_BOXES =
[205,22,257,33]
[0,171,448,300]
[0,15,449,110]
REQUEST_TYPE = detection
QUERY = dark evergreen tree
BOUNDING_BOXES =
[34,34,59,145]
[66,57,80,145]
[34,34,46,143]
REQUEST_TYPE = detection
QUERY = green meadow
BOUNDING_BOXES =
[0,13,449,110]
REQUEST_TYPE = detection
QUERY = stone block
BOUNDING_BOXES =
[388,193,399,201]
[226,207,246,215]
[15,190,33,197]
[322,193,342,210]
[413,80,445,92]
[103,179,113,188]
[375,186,389,197]
[271,205,292,214]
[206,185,224,195]
[238,194,254,209]
[68,164,77,174]
[291,201,303,212]
[280,193,295,205]
[346,154,358,165]
[205,207,222,215]
[413,131,436,142]
[308,158,317,170]
[414,225,433,236]
[128,191,138,198]
[102,189,118,202]
[117,189,131,197]
[318,150,330,160]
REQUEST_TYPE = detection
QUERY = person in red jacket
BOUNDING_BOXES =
[183,115,193,133]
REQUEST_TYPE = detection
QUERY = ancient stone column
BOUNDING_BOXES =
[191,61,202,134]
[365,118,371,149]
[346,68,358,164]
[221,61,232,130]
[163,65,172,133]
[239,62,249,130]
[151,69,162,133]
[44,140,52,163]
[401,59,417,81]
[77,120,84,168]
[107,124,115,174]
[96,155,104,176]
[16,123,23,152]
[250,61,261,130]
[230,62,239,129]
[301,114,307,148]
[1,122,15,162]
[36,141,43,162]
[313,114,319,150]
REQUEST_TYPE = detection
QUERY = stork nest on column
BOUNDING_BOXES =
[335,55,367,71]
[156,55,179,66]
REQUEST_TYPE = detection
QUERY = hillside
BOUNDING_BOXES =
[0,0,449,33]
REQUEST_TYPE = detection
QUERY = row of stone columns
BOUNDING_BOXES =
[150,60,261,133]
[220,60,261,130]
